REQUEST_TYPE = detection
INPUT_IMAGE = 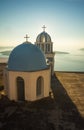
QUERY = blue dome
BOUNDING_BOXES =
[36,31,51,42]
[8,42,47,71]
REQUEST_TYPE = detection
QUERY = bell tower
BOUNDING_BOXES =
[35,26,55,75]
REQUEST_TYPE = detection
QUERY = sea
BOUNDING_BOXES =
[0,46,84,72]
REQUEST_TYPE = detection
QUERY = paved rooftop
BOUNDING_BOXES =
[55,72,84,118]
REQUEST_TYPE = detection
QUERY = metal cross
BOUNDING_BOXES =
[42,25,46,31]
[24,34,30,42]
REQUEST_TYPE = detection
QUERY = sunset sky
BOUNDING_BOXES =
[0,0,84,52]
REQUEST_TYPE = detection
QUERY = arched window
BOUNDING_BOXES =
[16,77,25,101]
[45,44,50,53]
[36,76,44,97]
[48,44,50,52]
[41,44,44,52]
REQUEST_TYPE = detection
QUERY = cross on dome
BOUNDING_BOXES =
[24,34,30,42]
[42,25,46,32]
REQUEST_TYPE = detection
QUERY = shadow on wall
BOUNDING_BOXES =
[51,74,84,130]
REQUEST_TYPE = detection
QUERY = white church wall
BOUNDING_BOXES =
[8,71,17,100]
[7,68,50,101]
[29,69,51,101]
[3,68,10,97]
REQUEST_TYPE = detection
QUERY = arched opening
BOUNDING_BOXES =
[36,76,44,97]
[16,77,25,101]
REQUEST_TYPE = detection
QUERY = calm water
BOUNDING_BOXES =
[54,53,84,72]
[0,47,84,72]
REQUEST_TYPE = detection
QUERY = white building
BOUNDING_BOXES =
[35,26,55,75]
[4,39,51,101]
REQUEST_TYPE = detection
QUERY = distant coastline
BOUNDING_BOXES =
[0,46,14,56]
[0,50,11,56]
[80,48,84,51]
[55,51,69,54]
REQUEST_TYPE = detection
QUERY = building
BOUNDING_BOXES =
[35,26,55,75]
[4,37,51,101]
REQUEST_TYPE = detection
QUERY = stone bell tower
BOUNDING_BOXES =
[35,25,55,75]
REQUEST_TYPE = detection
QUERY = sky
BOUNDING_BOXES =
[0,0,84,52]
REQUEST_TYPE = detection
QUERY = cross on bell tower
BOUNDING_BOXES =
[24,34,30,42]
[42,25,46,32]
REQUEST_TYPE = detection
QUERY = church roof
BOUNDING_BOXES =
[36,31,51,43]
[8,41,47,71]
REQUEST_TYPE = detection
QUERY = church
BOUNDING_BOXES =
[4,26,55,101]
